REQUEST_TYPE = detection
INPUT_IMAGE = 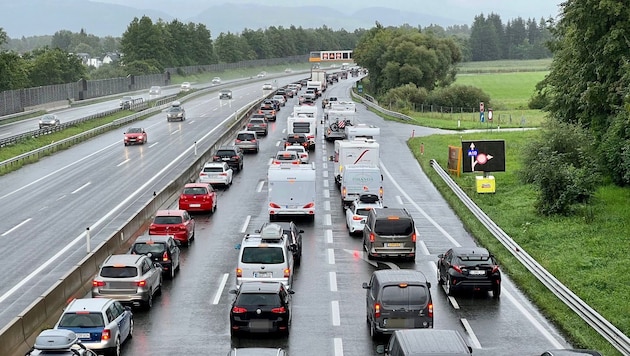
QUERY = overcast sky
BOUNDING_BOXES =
[92,0,564,23]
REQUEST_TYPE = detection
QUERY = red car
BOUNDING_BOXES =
[123,127,147,146]
[178,183,217,213]
[149,209,195,246]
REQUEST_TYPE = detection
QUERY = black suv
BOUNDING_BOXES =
[284,133,309,151]
[130,234,181,279]
[212,146,244,172]
[259,221,303,266]
[229,281,294,336]
[436,247,501,297]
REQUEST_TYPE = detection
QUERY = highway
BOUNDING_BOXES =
[1,74,578,355]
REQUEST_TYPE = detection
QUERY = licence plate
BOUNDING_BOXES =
[222,158,230,161]
[254,272,272,278]
[189,203,201,208]
[286,205,297,209]
[469,270,486,275]
[386,243,402,247]
[76,333,91,339]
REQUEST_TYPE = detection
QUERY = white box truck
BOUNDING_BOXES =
[340,164,383,207]
[333,139,380,186]
[311,69,328,92]
[268,164,316,221]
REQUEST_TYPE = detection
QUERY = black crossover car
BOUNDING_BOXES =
[212,146,244,172]
[229,281,294,336]
[436,247,501,297]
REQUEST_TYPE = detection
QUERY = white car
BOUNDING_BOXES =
[345,194,383,235]
[284,68,292,73]
[285,145,309,164]
[149,86,161,95]
[272,150,301,165]
[199,162,233,187]
[262,83,273,90]
[180,82,191,91]
[212,77,221,85]
[257,71,266,78]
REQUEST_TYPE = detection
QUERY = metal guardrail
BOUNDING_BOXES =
[349,88,412,121]
[429,159,630,355]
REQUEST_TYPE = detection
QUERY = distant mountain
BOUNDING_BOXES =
[0,0,460,39]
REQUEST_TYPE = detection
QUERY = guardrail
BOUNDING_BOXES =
[429,159,630,355]
[349,88,412,121]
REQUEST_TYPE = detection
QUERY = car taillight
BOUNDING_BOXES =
[200,173,207,177]
[235,139,241,143]
[236,268,242,277]
[251,139,256,142]
[212,156,220,160]
[269,203,281,208]
[301,154,307,158]
[136,280,147,287]
[412,232,417,243]
[303,202,314,208]
[93,280,105,287]
[374,303,381,318]
[452,265,463,273]
[284,268,290,278]
[352,215,363,221]
[272,160,280,164]
[428,303,433,318]
[492,265,500,273]
[379,187,384,197]
[261,123,267,127]
[232,156,240,160]
[162,251,169,262]
[369,233,375,242]
[101,329,111,341]
[292,161,299,164]
[271,306,286,314]
[219,173,227,176]
[247,124,253,127]
[341,187,346,196]
[232,306,247,313]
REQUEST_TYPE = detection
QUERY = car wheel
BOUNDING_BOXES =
[369,320,379,340]
[191,229,195,241]
[128,317,134,339]
[167,266,175,280]
[109,337,120,356]
[144,293,153,310]
[492,284,501,298]
[211,202,216,214]
[445,277,453,296]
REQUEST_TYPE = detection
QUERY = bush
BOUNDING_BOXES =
[426,85,491,109]
[380,83,428,111]
[599,112,630,186]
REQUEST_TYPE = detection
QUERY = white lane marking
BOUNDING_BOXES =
[282,128,286,134]
[0,110,240,304]
[240,215,251,234]
[188,120,194,125]
[149,142,158,148]
[504,290,564,348]
[322,162,327,169]
[117,159,130,167]
[71,182,91,194]
[276,141,281,147]
[323,180,329,188]
[324,214,332,226]
[170,130,180,135]
[461,318,482,349]
[1,218,32,237]
[212,107,218,111]
[256,180,264,193]
[448,295,460,310]
[323,171,328,178]
[324,190,330,198]
[324,201,330,211]
[326,229,333,243]
[331,301,341,326]
[56,195,66,201]
[380,162,461,247]
[212,273,229,305]
[427,261,461,309]
[396,195,403,205]
[328,248,335,264]
[418,239,429,255]
[322,155,327,162]
[334,338,343,356]
[329,272,337,292]
[382,261,400,270]
[267,158,273,165]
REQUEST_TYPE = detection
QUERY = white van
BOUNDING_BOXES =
[268,164,316,221]
[341,164,383,207]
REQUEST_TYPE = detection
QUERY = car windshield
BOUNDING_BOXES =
[100,266,138,278]
[236,293,281,306]
[381,285,428,307]
[250,119,265,124]
[153,216,183,224]
[374,219,414,235]
[42,115,56,120]
[241,247,285,264]
[168,107,182,113]
[132,242,166,254]
[183,187,209,195]
[57,312,105,328]
[127,128,142,133]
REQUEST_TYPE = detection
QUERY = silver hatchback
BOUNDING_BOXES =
[234,130,259,153]
[92,254,162,310]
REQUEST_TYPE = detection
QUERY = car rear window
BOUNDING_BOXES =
[57,312,105,328]
[292,122,310,133]
[237,293,281,306]
[381,285,428,307]
[374,219,414,235]
[356,208,372,216]
[276,153,298,161]
[153,216,183,224]
[250,119,265,124]
[203,166,224,173]
[183,187,208,195]
[241,247,285,264]
[287,135,306,143]
[456,255,493,267]
[237,133,255,140]
[216,150,236,156]
[100,266,138,278]
[132,242,166,255]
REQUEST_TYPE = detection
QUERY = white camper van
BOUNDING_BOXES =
[341,164,383,207]
[333,139,380,186]
[288,106,319,149]
[268,164,316,221]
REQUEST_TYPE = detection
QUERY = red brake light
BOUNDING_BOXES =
[452,265,463,273]
[374,303,381,318]
[247,124,253,127]
[341,187,346,196]
[412,232,417,243]
[136,280,147,287]
[219,173,227,176]
[232,156,240,159]
[101,329,111,341]
[292,161,299,164]
[352,215,363,221]
[93,280,105,287]
[251,139,256,142]
[162,251,169,262]
[492,265,500,273]
[232,306,247,313]
[235,139,241,143]
[428,303,433,318]
[270,203,281,208]
[271,306,286,313]
[303,202,314,208]
[369,233,375,242]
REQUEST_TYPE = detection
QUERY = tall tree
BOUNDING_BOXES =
[28,47,86,86]
[120,16,165,66]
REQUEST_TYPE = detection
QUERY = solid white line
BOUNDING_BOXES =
[326,229,333,243]
[396,195,403,205]
[380,162,461,247]
[212,273,229,305]
[148,142,159,148]
[71,182,91,194]
[329,272,338,292]
[331,301,341,326]
[323,180,329,188]
[504,290,564,348]
[116,159,130,167]
[324,201,330,211]
[1,218,32,237]
[256,180,264,193]
[328,248,335,264]
[56,195,66,201]
[418,239,430,255]
[334,338,343,356]
[240,215,251,234]
[324,190,330,198]
[323,171,328,178]
[461,318,482,349]
[212,107,218,111]
[0,110,240,304]
[324,214,332,226]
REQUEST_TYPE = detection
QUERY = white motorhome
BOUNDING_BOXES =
[288,114,317,150]
[340,164,383,207]
[333,139,380,185]
[325,109,358,141]
[325,101,356,118]
[268,164,316,221]
[306,80,324,97]
[346,124,380,141]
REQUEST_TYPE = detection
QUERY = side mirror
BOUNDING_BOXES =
[437,254,443,259]
[234,243,241,250]
[228,289,238,295]
[329,155,334,161]
[299,229,304,233]
[288,290,295,295]
[375,345,385,354]
[362,282,369,289]
[426,282,432,289]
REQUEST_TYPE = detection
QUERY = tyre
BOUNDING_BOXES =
[166,265,175,280]
[369,321,379,340]
[445,278,454,296]
[128,317,134,339]
[436,267,444,285]
[108,337,120,356]
[492,284,501,298]
[143,293,153,310]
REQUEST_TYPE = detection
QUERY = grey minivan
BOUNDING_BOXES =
[362,269,433,339]
[379,329,472,356]
[363,208,416,260]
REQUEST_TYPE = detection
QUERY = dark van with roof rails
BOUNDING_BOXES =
[362,208,416,260]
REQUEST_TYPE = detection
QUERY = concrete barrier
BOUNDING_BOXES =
[0,318,27,356]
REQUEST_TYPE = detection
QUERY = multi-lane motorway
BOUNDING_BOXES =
[1,75,578,355]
